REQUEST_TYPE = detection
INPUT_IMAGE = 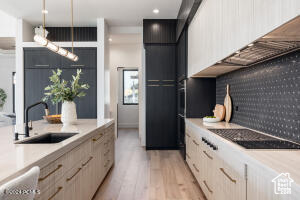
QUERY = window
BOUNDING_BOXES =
[123,70,138,105]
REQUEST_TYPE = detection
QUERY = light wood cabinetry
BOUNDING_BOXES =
[34,123,115,200]
[186,125,246,200]
[188,0,300,77]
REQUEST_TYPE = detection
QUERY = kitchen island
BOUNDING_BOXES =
[0,119,114,200]
[186,118,300,200]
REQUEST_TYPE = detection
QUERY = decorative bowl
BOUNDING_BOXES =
[43,115,62,124]
[203,117,221,123]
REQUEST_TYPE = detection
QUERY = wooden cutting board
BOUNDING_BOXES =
[213,104,225,120]
[224,84,232,122]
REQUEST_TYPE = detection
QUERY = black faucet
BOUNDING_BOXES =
[24,101,49,137]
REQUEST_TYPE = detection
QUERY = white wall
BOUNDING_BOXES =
[0,10,16,37]
[109,43,142,128]
[0,55,15,113]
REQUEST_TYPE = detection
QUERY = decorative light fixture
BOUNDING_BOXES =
[153,9,159,14]
[34,0,78,62]
[109,38,112,42]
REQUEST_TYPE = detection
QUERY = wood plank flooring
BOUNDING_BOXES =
[93,129,206,200]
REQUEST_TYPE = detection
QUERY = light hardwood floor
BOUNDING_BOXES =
[93,128,206,200]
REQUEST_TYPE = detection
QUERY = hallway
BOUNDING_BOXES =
[93,129,206,200]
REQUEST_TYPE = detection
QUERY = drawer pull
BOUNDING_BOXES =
[66,168,81,182]
[48,186,63,200]
[186,153,191,159]
[82,156,93,167]
[203,151,213,160]
[220,168,236,184]
[186,133,191,138]
[203,180,213,193]
[71,64,85,67]
[38,164,62,182]
[35,64,49,67]
[93,135,102,142]
[192,140,199,146]
[192,164,199,172]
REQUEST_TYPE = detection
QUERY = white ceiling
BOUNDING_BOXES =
[0,0,182,26]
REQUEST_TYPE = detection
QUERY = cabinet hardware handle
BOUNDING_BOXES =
[93,135,102,142]
[192,164,199,172]
[186,153,191,159]
[38,164,62,182]
[35,64,49,67]
[147,84,160,87]
[82,156,93,167]
[66,168,82,182]
[220,168,236,183]
[162,84,174,86]
[193,140,199,146]
[162,80,174,81]
[186,133,191,138]
[203,180,213,193]
[203,151,213,160]
[48,186,63,200]
[71,64,85,67]
[147,80,159,82]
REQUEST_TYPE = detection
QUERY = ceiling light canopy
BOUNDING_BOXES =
[153,9,159,14]
[34,0,78,62]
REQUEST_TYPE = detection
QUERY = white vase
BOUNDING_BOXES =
[61,101,77,125]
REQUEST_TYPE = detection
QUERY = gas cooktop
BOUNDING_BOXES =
[208,129,300,149]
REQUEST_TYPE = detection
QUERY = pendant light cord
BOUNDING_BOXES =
[43,0,46,37]
[71,0,74,53]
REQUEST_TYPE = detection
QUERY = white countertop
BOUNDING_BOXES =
[0,118,114,185]
[186,118,300,185]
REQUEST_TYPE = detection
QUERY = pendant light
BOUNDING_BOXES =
[34,0,79,62]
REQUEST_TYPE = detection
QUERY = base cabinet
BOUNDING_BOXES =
[186,126,246,200]
[34,123,115,200]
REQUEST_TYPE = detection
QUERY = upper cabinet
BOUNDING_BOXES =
[143,19,177,44]
[188,0,300,77]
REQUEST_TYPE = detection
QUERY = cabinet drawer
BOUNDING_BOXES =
[91,131,105,148]
[35,177,64,200]
[37,156,65,193]
[64,139,92,171]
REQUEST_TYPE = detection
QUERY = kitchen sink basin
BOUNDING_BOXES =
[17,132,78,144]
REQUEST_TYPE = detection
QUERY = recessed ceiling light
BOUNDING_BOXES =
[153,9,159,14]
[109,38,112,42]
[42,9,48,14]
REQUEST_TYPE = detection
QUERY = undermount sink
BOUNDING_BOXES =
[16,132,78,144]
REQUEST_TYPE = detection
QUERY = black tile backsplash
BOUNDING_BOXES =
[216,50,300,143]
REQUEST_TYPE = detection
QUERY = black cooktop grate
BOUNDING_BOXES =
[208,129,300,149]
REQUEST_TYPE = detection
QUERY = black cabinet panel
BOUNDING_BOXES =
[143,19,177,44]
[46,27,97,42]
[61,48,97,69]
[25,69,58,121]
[24,48,61,69]
[24,48,97,121]
[145,44,177,149]
[145,45,176,81]
[61,69,97,118]
[176,28,187,81]
[146,85,177,149]
[186,78,216,118]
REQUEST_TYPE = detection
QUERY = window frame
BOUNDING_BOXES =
[122,69,139,105]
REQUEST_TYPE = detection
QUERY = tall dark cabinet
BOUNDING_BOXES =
[144,19,178,150]
[24,47,97,121]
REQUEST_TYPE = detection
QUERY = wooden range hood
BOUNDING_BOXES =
[195,16,300,77]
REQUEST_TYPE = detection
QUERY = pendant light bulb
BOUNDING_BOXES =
[67,52,76,60]
[34,34,48,46]
[57,47,68,56]
[46,41,59,52]
[74,55,79,62]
